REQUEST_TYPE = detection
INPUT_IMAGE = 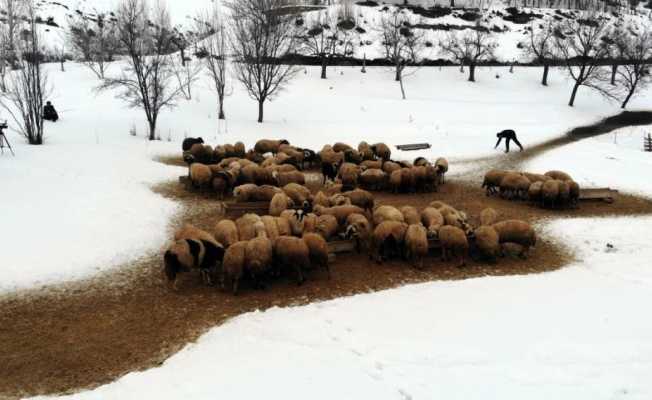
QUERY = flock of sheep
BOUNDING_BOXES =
[181,137,449,198]
[482,169,580,209]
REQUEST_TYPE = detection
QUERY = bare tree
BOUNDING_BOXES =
[196,7,231,119]
[98,0,194,140]
[67,12,120,79]
[0,0,25,70]
[440,24,497,82]
[302,10,339,79]
[614,23,652,108]
[228,0,300,123]
[524,19,556,86]
[378,8,425,99]
[0,1,51,145]
[555,15,614,106]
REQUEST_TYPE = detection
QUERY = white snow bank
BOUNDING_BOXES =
[36,216,652,400]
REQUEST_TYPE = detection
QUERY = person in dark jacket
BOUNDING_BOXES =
[43,101,59,122]
[494,129,523,153]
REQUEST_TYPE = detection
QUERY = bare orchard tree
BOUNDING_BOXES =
[378,8,425,99]
[555,15,614,107]
[229,0,300,123]
[99,0,194,140]
[604,23,628,86]
[524,18,556,86]
[302,9,339,79]
[196,7,231,118]
[440,23,497,82]
[614,23,652,108]
[0,2,51,145]
[67,12,120,79]
[0,0,26,70]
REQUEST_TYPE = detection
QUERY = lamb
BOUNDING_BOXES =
[221,241,248,294]
[491,220,536,258]
[499,172,531,200]
[233,183,259,203]
[315,214,339,240]
[359,168,386,191]
[189,163,213,189]
[373,205,404,225]
[482,169,510,196]
[282,183,312,208]
[274,236,309,284]
[236,213,262,241]
[371,142,391,160]
[434,157,448,184]
[254,139,289,155]
[275,170,306,187]
[371,221,408,263]
[182,137,204,151]
[270,192,295,217]
[420,207,444,238]
[342,189,374,212]
[438,225,468,267]
[541,179,561,208]
[400,206,421,225]
[344,213,373,253]
[214,219,239,249]
[479,207,499,226]
[544,170,572,181]
[302,232,331,278]
[358,141,375,160]
[245,221,274,289]
[473,225,500,262]
[405,224,429,269]
[314,204,366,225]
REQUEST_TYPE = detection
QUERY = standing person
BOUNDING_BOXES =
[494,129,523,153]
[43,101,59,122]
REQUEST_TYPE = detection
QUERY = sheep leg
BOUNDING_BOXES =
[295,264,305,286]
[441,247,448,262]
[232,278,239,295]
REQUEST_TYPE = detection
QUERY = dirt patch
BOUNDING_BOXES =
[3,178,652,398]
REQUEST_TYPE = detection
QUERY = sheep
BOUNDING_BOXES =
[189,163,212,189]
[473,225,500,262]
[482,169,510,196]
[302,232,331,278]
[274,236,309,284]
[275,170,306,187]
[282,183,312,208]
[321,161,341,184]
[360,159,383,170]
[221,241,248,294]
[315,214,339,240]
[434,157,448,184]
[320,148,344,183]
[522,172,550,183]
[558,180,571,207]
[528,181,543,204]
[254,139,289,155]
[214,219,239,249]
[344,213,373,253]
[400,206,421,225]
[501,242,528,258]
[236,213,262,241]
[499,172,531,200]
[281,209,305,236]
[479,207,499,226]
[233,184,259,203]
[168,225,224,287]
[338,162,359,190]
[544,170,572,181]
[382,161,401,175]
[163,239,204,290]
[412,166,428,192]
[491,220,536,258]
[344,149,363,164]
[253,185,283,202]
[438,225,468,267]
[246,149,265,164]
[261,216,281,242]
[372,221,408,263]
[390,167,416,193]
[270,192,295,217]
[568,180,580,208]
[359,168,386,191]
[314,204,366,225]
[174,224,218,243]
[389,169,402,193]
[252,166,276,186]
[329,193,351,206]
[275,216,293,237]
[189,143,214,164]
[279,145,305,170]
[212,174,229,199]
[323,182,343,195]
[313,191,330,208]
[358,141,375,160]
[302,213,318,234]
[182,137,204,151]
[371,142,391,160]
[429,200,450,210]
[233,141,246,158]
[405,224,428,269]
[245,221,274,289]
[333,142,353,153]
[541,179,561,208]
[342,189,374,212]
[301,148,319,169]
[420,207,444,238]
[213,145,227,162]
[373,205,404,225]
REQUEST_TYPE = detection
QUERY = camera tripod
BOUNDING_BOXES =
[0,127,14,156]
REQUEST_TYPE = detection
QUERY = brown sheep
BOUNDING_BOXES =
[499,173,531,200]
[373,205,405,225]
[329,193,351,207]
[421,207,444,238]
[344,213,373,253]
[315,214,339,240]
[544,170,572,181]
[344,149,362,164]
[313,191,330,208]
[275,216,292,237]
[372,221,408,263]
[283,183,312,208]
[389,169,402,193]
[343,189,375,212]
[358,141,375,160]
[371,142,391,161]
[280,209,305,236]
[359,168,386,191]
[528,181,543,204]
[314,204,365,225]
[323,182,343,195]
[189,163,212,189]
[522,172,550,183]
[482,169,510,196]
[541,179,561,208]
[360,160,383,170]
[413,157,430,167]
[434,157,448,184]
[400,206,421,225]
[438,225,468,267]
[473,225,500,262]
[239,164,258,184]
[275,170,306,187]
[236,213,262,241]
[302,213,318,234]
[270,192,295,217]
[212,174,229,200]
[233,183,259,203]
[333,142,353,153]
[558,180,571,207]
[338,162,359,190]
[400,167,416,193]
[254,139,289,155]
[245,221,273,288]
[190,143,214,164]
[479,207,499,226]
[302,232,330,278]
[253,185,283,202]
[261,216,280,243]
[274,236,309,284]
[382,161,401,175]
[253,166,276,186]
[405,224,429,269]
[221,241,248,294]
[214,220,239,249]
[213,145,227,162]
[568,180,580,208]
[492,220,536,258]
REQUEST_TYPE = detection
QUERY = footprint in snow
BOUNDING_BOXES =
[398,388,413,400]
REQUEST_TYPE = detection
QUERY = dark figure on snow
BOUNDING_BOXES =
[43,101,59,122]
[495,129,523,153]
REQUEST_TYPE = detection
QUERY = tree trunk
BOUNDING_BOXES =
[621,87,635,109]
[395,64,401,81]
[468,64,476,82]
[450,0,455,7]
[399,71,406,100]
[568,81,581,106]
[542,64,549,86]
[611,64,617,85]
[218,96,225,120]
[321,56,327,79]
[148,119,157,141]
[258,100,264,123]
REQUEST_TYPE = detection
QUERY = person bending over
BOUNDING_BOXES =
[495,129,523,153]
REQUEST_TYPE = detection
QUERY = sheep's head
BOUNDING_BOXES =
[426,225,439,239]
[280,139,290,145]
[302,200,312,214]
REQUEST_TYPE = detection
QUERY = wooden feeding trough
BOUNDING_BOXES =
[395,143,431,151]
[579,188,618,204]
